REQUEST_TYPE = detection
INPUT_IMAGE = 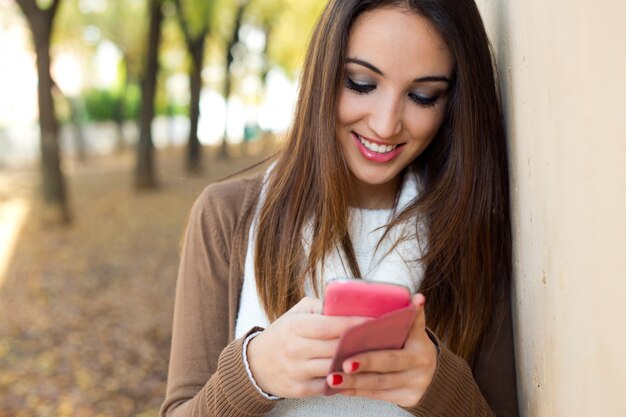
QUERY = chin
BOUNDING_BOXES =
[353,169,399,187]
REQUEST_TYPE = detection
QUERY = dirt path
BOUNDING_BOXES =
[0,145,273,417]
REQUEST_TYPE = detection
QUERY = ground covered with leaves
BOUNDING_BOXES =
[0,145,272,417]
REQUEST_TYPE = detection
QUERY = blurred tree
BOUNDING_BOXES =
[173,0,217,173]
[159,5,188,147]
[217,0,249,159]
[56,0,147,152]
[254,0,326,78]
[136,0,165,189]
[50,0,89,162]
[15,0,71,224]
[92,0,147,152]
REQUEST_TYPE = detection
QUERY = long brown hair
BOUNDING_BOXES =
[254,0,511,361]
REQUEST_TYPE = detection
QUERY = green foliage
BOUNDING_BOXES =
[35,0,54,10]
[54,0,148,84]
[246,0,284,26]
[269,0,327,77]
[160,10,188,73]
[177,0,218,39]
[124,84,141,120]
[246,0,327,77]
[83,86,140,122]
[82,84,185,122]
[83,88,118,121]
[39,0,327,125]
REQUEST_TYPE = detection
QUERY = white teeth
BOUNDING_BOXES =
[357,134,398,154]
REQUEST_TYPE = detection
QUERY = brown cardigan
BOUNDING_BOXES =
[160,173,519,417]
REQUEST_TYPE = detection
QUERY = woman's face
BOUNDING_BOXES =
[336,7,453,208]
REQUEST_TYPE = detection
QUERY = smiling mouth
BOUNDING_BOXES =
[354,132,402,154]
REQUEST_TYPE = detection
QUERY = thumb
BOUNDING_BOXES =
[410,293,427,332]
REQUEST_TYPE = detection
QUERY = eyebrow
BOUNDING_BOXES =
[346,57,451,84]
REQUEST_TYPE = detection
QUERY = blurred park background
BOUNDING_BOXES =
[0,0,326,415]
[2,0,626,416]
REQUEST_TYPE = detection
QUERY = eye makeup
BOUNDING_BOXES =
[408,92,439,107]
[344,74,443,108]
[344,56,451,108]
[345,76,375,94]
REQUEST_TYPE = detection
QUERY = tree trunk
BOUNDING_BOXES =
[35,31,71,223]
[135,0,163,190]
[186,37,205,173]
[16,0,71,225]
[218,2,247,159]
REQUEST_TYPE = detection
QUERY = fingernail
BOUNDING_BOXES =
[350,361,360,372]
[331,374,343,386]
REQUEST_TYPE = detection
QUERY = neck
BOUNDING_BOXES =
[352,175,401,210]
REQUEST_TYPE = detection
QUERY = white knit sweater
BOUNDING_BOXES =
[235,169,425,416]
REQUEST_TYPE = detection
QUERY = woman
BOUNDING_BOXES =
[161,0,518,416]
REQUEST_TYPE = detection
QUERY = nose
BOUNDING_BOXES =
[368,94,403,139]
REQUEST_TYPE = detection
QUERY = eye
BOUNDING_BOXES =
[345,77,375,94]
[408,92,438,107]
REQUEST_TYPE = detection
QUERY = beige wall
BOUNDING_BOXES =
[474,0,626,415]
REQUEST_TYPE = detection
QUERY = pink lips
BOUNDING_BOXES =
[352,132,405,163]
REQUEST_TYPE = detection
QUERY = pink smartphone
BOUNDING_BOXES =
[322,279,412,317]
[322,279,417,395]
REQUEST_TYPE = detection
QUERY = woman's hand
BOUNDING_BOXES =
[325,294,438,408]
[247,297,369,398]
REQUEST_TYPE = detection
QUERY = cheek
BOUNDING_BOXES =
[406,108,446,141]
[337,93,367,126]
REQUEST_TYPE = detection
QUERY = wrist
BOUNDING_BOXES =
[245,330,282,400]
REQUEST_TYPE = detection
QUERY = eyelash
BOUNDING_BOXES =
[345,77,438,108]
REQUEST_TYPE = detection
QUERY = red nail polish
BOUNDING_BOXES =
[351,361,360,372]
[332,374,343,386]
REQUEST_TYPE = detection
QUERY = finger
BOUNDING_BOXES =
[288,377,328,398]
[404,293,429,346]
[327,370,408,391]
[302,358,334,378]
[284,337,340,361]
[342,348,415,374]
[308,338,341,358]
[411,293,426,329]
[304,378,329,397]
[296,315,370,340]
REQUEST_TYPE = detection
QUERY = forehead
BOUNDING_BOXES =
[347,7,452,77]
